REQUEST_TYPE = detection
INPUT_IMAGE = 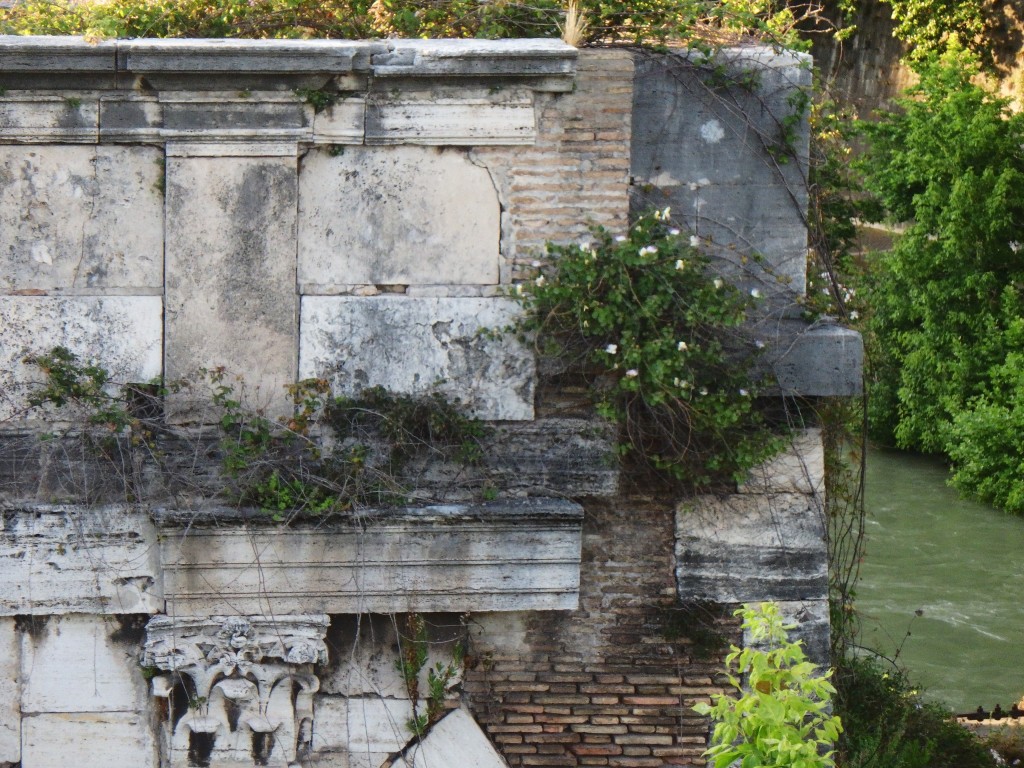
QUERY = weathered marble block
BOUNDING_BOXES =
[21,615,149,714]
[0,296,162,423]
[0,619,19,764]
[159,500,582,615]
[298,146,500,289]
[299,296,534,421]
[396,707,509,768]
[364,95,536,145]
[0,505,161,615]
[0,145,164,293]
[164,151,298,419]
[22,711,155,768]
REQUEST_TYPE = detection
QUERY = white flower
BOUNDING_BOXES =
[739,388,749,397]
[535,275,546,287]
[661,206,671,219]
[605,344,618,355]
[713,278,724,290]
[675,259,686,270]
[514,284,524,296]
[850,310,860,320]
[531,260,542,268]
[750,288,762,299]
[754,339,766,349]
[669,228,681,236]
[615,235,627,242]
[677,341,688,352]
[579,242,591,252]
[625,369,639,378]
[674,377,691,389]
[699,387,708,396]
[1012,241,1021,253]
[689,235,700,248]
[639,245,658,256]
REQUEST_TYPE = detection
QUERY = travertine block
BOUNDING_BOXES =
[0,619,19,764]
[365,96,535,145]
[297,146,500,288]
[311,696,349,753]
[676,491,827,604]
[0,506,161,616]
[21,615,148,714]
[347,696,416,754]
[22,712,155,768]
[164,152,298,419]
[0,296,162,423]
[0,94,98,142]
[0,145,164,293]
[161,501,582,615]
[739,428,823,495]
[299,296,533,420]
[396,708,509,768]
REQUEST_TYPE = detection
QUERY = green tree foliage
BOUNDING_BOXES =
[860,48,1024,511]
[0,0,809,47]
[694,602,842,768]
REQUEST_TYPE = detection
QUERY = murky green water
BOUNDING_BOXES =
[857,447,1024,712]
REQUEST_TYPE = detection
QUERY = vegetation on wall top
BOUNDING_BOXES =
[0,0,817,49]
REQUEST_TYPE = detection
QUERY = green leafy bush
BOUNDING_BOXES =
[860,48,1024,511]
[518,209,780,486]
[694,602,842,768]
[833,656,996,768]
[0,0,810,47]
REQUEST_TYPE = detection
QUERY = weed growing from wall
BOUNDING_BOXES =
[22,348,487,518]
[694,602,842,768]
[515,209,782,487]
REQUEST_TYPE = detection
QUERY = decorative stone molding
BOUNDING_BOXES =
[142,614,329,766]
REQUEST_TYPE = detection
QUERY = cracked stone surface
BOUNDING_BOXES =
[299,296,534,420]
[298,145,500,290]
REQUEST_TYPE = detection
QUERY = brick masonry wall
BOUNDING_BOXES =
[464,496,741,768]
[472,49,634,283]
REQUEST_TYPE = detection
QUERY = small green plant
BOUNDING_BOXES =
[694,602,842,768]
[295,87,336,113]
[517,208,780,486]
[397,613,463,736]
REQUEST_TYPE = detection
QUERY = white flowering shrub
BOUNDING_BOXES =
[515,209,781,486]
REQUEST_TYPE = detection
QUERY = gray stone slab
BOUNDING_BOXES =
[763,317,864,396]
[0,619,18,764]
[158,500,582,615]
[0,296,162,423]
[0,35,117,72]
[631,47,812,295]
[22,711,156,768]
[311,98,366,144]
[0,145,164,293]
[164,152,298,420]
[396,707,509,768]
[99,94,162,142]
[298,146,500,288]
[371,39,576,85]
[0,93,99,142]
[158,91,310,142]
[118,38,371,73]
[676,489,827,604]
[21,614,149,714]
[365,96,536,145]
[0,505,161,615]
[299,296,534,421]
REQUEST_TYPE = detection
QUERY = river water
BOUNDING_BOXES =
[857,447,1024,712]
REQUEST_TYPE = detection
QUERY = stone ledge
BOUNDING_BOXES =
[760,317,864,397]
[157,498,584,614]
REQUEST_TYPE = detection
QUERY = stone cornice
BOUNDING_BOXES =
[0,35,576,87]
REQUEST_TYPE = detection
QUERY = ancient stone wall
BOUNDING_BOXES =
[0,37,858,768]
